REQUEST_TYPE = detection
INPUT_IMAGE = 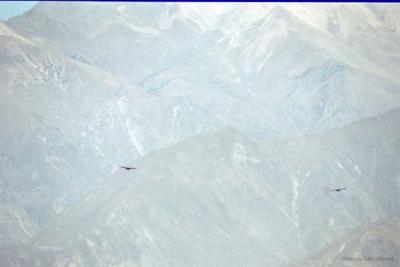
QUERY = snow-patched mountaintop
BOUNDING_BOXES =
[10,3,400,73]
[9,2,400,140]
[13,3,400,36]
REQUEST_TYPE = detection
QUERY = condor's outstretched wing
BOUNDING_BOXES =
[120,166,137,170]
[329,187,347,192]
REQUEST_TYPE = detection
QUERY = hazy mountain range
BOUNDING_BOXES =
[0,2,399,266]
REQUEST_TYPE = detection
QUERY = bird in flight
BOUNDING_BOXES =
[120,166,137,170]
[329,187,347,192]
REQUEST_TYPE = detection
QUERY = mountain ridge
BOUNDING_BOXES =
[0,2,399,266]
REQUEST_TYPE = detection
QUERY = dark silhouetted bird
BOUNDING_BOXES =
[120,166,137,170]
[329,187,347,192]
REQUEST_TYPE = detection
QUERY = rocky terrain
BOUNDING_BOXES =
[0,3,399,266]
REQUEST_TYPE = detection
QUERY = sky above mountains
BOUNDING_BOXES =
[0,1,36,20]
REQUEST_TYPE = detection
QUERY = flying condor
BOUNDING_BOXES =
[120,166,137,170]
[329,187,347,192]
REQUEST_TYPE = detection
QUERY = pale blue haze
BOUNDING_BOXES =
[0,1,36,20]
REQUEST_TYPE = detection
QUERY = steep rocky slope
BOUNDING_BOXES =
[0,2,399,266]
